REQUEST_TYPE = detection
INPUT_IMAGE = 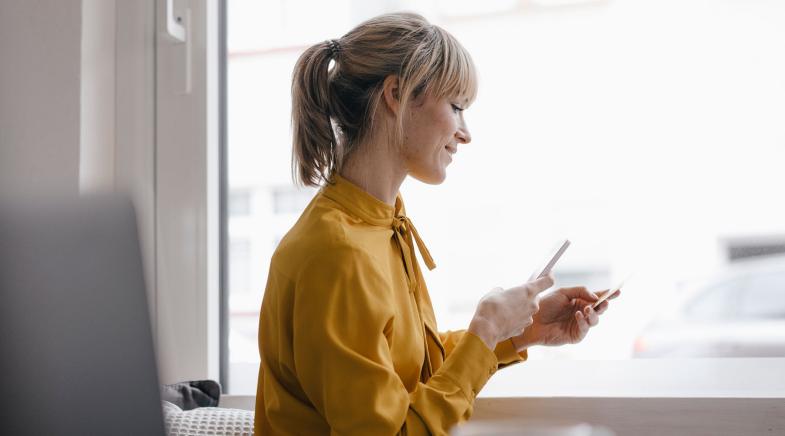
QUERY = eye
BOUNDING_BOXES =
[451,103,464,113]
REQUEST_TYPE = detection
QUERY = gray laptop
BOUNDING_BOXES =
[0,195,165,435]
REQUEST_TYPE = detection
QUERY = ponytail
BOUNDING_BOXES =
[291,41,339,187]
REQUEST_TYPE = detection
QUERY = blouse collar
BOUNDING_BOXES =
[321,174,404,227]
[320,174,436,272]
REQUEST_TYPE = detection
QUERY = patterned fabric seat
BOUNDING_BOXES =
[162,401,254,436]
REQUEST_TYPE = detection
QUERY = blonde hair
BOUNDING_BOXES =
[291,12,478,187]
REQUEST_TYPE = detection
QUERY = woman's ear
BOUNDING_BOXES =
[381,75,401,116]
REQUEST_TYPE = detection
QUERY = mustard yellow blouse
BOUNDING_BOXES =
[254,175,526,435]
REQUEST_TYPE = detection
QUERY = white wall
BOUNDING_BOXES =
[114,0,158,351]
[0,0,83,196]
[0,0,219,387]
[0,0,161,370]
[80,0,117,193]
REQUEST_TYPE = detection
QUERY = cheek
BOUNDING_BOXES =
[435,109,459,137]
[403,105,456,156]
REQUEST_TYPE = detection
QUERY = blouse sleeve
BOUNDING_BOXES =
[439,330,527,369]
[292,247,500,436]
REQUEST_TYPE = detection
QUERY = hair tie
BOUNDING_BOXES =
[327,39,341,58]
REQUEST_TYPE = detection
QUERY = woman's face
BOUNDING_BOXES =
[401,93,472,184]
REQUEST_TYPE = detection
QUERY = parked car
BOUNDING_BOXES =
[633,254,785,358]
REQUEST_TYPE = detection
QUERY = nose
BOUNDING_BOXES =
[456,119,471,144]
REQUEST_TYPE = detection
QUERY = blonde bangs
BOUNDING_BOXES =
[425,26,478,106]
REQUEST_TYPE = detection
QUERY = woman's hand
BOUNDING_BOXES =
[468,274,555,350]
[511,286,620,350]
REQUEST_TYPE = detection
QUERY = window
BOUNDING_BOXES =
[223,0,785,394]
[684,279,743,321]
[229,239,252,294]
[272,185,315,215]
[229,190,252,216]
[740,272,785,320]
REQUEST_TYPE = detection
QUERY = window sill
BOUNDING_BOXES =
[222,358,785,411]
[480,357,785,398]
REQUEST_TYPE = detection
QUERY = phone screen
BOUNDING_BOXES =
[592,275,629,309]
[529,239,570,281]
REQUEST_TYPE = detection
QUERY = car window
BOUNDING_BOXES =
[684,278,744,321]
[738,271,785,319]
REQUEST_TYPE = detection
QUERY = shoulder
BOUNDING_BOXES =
[286,227,392,316]
[272,195,389,286]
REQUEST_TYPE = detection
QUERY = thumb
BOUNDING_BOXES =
[527,273,555,296]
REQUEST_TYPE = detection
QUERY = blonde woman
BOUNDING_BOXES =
[255,12,619,435]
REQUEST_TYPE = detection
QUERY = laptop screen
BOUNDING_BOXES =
[0,195,165,435]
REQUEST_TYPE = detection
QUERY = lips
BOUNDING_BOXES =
[445,145,457,155]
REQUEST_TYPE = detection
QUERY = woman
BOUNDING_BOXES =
[255,12,618,435]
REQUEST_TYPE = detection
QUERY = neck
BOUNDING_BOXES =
[339,138,406,206]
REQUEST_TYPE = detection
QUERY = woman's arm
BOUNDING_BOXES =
[290,249,498,436]
[440,330,528,369]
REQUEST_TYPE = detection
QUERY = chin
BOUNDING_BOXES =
[410,168,447,185]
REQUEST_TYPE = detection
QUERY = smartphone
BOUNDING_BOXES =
[529,239,571,281]
[591,275,629,309]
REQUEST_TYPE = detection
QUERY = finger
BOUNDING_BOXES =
[575,310,590,335]
[527,273,555,297]
[561,286,599,302]
[584,305,600,327]
[595,300,610,314]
